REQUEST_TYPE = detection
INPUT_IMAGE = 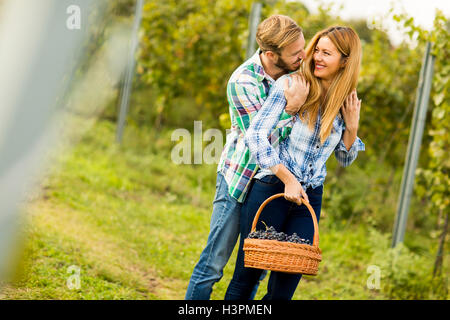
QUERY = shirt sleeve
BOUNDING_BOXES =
[334,134,365,167]
[227,80,262,133]
[244,76,289,169]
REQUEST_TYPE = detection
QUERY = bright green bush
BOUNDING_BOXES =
[368,229,448,299]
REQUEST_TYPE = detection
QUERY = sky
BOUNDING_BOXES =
[299,0,450,45]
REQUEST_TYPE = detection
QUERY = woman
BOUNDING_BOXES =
[224,26,365,300]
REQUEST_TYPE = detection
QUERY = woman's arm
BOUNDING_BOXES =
[227,81,262,134]
[341,89,360,150]
[244,79,286,169]
[341,128,357,151]
[335,90,365,166]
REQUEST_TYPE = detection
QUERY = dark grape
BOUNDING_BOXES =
[246,226,312,245]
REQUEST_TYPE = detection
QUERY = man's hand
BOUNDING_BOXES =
[284,73,310,116]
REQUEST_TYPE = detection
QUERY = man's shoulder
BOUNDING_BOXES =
[228,59,263,88]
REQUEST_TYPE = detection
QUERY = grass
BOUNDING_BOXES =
[1,118,447,300]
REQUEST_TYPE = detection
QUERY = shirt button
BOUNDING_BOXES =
[316,144,320,149]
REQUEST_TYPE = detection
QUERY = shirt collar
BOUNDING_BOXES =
[248,49,275,84]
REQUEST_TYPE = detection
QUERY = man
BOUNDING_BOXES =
[185,14,309,300]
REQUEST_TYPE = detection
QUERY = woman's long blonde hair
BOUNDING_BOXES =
[298,26,361,143]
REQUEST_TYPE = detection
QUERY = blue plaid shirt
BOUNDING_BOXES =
[245,74,366,188]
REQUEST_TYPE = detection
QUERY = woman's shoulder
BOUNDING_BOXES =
[274,73,291,86]
[272,73,295,93]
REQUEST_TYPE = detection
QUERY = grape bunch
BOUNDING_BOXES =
[247,224,311,245]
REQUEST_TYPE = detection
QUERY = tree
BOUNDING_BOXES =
[138,0,253,129]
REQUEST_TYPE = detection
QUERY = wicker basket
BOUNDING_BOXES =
[243,193,322,275]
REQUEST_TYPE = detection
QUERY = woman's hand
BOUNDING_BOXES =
[271,163,309,205]
[341,89,361,133]
[284,73,310,116]
[284,178,309,205]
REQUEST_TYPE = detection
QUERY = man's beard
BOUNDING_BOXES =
[275,55,301,72]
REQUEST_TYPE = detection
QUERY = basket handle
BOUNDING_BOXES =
[250,193,320,247]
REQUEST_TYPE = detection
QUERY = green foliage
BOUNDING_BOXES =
[322,157,402,232]
[368,229,448,299]
[111,0,136,16]
[138,0,252,128]
[357,29,422,167]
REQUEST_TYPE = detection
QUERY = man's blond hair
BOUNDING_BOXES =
[256,15,303,54]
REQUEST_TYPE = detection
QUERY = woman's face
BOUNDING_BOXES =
[313,36,344,81]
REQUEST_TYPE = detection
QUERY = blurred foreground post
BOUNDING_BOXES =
[116,0,144,143]
[0,0,98,282]
[246,2,262,59]
[391,42,435,248]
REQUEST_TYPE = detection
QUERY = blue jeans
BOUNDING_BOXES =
[185,172,265,300]
[225,175,323,300]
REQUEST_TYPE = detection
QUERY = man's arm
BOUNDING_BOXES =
[227,81,262,133]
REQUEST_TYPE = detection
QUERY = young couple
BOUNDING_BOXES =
[185,14,365,300]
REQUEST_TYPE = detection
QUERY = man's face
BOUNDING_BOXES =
[274,34,306,72]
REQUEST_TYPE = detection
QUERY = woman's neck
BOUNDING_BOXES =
[321,78,331,92]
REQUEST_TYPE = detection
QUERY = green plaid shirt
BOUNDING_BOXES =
[217,50,294,202]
